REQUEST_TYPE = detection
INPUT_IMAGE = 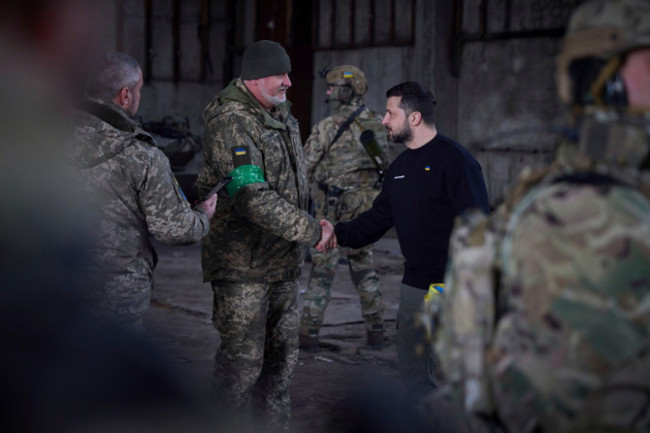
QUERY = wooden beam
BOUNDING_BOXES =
[144,0,153,82]
[200,0,210,81]
[172,0,180,84]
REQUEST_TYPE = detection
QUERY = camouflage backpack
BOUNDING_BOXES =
[435,162,650,433]
[434,1,650,430]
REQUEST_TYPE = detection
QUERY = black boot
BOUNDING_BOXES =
[366,330,384,350]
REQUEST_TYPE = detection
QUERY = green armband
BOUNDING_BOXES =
[226,164,266,197]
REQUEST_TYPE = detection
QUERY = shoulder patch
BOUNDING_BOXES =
[231,145,252,168]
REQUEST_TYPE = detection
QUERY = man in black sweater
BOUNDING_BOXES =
[335,81,489,400]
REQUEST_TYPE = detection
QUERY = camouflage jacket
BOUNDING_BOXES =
[198,79,321,283]
[434,109,650,433]
[70,100,210,319]
[304,99,391,188]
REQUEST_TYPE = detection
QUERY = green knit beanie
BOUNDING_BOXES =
[241,40,291,80]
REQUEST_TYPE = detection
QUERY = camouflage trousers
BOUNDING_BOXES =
[90,269,152,331]
[211,279,299,433]
[299,244,385,336]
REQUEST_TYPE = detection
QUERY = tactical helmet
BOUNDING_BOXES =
[556,0,650,106]
[326,65,368,97]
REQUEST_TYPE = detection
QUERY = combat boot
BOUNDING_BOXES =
[366,330,384,350]
[299,333,319,352]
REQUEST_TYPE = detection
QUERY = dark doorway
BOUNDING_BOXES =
[256,0,314,143]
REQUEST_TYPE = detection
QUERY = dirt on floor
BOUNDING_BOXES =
[144,234,414,433]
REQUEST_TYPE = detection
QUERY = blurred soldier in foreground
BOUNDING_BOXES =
[198,40,335,432]
[433,0,650,432]
[70,52,217,329]
[299,65,391,351]
[0,2,214,433]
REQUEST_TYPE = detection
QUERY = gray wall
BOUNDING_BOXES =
[110,0,235,135]
[106,0,583,207]
[450,0,579,206]
[311,0,580,206]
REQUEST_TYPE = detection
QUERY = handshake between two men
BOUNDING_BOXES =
[315,219,337,252]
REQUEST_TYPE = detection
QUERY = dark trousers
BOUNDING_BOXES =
[396,283,439,400]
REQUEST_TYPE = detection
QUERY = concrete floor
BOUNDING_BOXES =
[144,234,408,432]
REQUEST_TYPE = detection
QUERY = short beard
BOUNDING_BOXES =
[390,121,412,144]
[260,85,287,107]
[126,104,137,117]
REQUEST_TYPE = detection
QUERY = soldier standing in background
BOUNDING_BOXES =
[197,40,335,433]
[299,65,391,351]
[70,52,217,330]
[434,0,650,432]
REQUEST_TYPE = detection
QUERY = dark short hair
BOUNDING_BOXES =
[386,81,437,126]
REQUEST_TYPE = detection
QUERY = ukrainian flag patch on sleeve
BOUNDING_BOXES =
[231,145,252,167]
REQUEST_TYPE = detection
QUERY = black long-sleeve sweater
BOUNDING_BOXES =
[335,133,489,290]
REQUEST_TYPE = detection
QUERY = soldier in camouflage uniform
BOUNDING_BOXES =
[70,52,217,329]
[299,65,391,350]
[197,40,335,433]
[431,1,650,432]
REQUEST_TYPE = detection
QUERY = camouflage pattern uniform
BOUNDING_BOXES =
[434,114,650,433]
[431,1,650,432]
[300,66,391,344]
[70,99,210,328]
[198,78,321,432]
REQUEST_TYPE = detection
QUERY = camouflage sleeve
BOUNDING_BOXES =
[303,120,331,182]
[138,147,210,244]
[234,185,321,246]
[435,209,501,418]
[205,112,321,246]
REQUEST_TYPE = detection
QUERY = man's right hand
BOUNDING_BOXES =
[196,193,217,219]
[315,219,337,252]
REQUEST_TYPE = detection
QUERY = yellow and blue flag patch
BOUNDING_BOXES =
[343,71,354,78]
[231,145,252,167]
[173,176,187,200]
